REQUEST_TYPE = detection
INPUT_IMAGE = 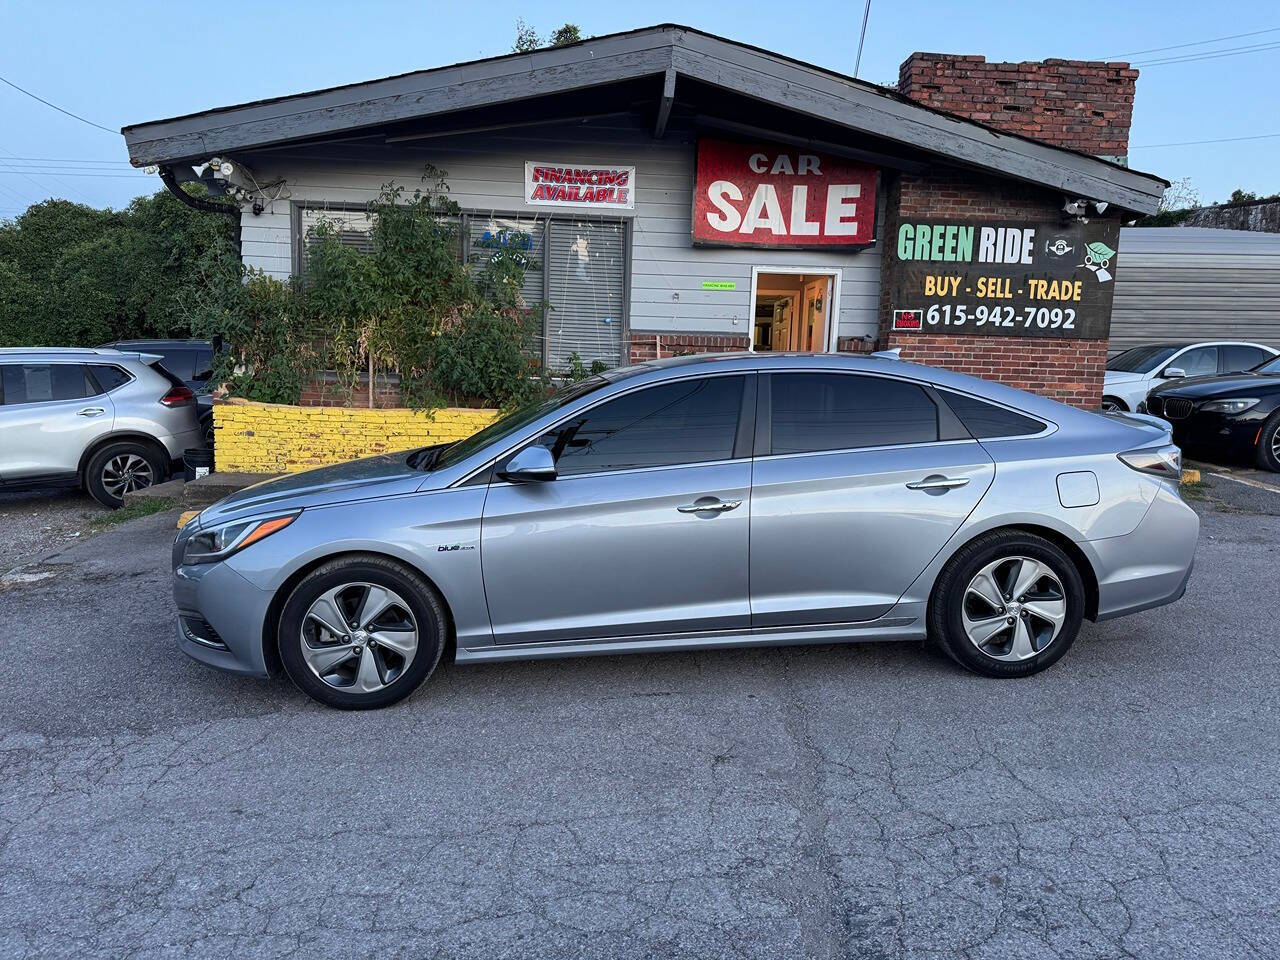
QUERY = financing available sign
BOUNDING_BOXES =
[524,161,636,210]
[692,138,878,249]
[888,218,1121,340]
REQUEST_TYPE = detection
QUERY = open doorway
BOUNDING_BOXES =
[750,269,838,352]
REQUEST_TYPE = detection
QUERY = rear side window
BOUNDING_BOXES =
[1222,345,1271,372]
[0,363,93,405]
[89,364,132,392]
[532,375,745,477]
[770,373,939,454]
[192,349,215,383]
[150,362,190,392]
[939,391,1045,438]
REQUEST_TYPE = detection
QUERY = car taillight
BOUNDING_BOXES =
[160,386,195,407]
[1117,443,1182,481]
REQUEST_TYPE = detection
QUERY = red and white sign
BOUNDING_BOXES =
[524,161,636,210]
[693,139,878,248]
[893,309,922,330]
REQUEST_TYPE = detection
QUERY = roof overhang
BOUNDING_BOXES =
[122,24,1168,214]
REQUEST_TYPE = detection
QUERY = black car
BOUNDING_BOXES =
[101,339,218,445]
[1147,353,1280,472]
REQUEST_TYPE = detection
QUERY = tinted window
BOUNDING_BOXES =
[1222,345,1271,372]
[1172,346,1217,377]
[1107,345,1180,373]
[939,390,1046,438]
[192,349,215,383]
[158,349,196,381]
[531,376,744,476]
[89,364,132,392]
[0,364,92,405]
[770,374,938,454]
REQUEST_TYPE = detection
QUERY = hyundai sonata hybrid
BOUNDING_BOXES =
[173,353,1198,710]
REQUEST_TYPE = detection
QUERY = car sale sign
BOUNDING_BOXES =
[692,139,878,248]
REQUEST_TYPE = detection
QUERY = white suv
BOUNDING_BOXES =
[0,348,204,507]
[1102,340,1278,413]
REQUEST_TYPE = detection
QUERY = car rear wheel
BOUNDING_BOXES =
[84,441,166,508]
[278,555,446,710]
[1255,412,1280,473]
[928,530,1085,678]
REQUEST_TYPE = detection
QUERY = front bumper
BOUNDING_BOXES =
[1091,480,1199,621]
[173,560,275,677]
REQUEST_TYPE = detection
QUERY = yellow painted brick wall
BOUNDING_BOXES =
[212,399,498,474]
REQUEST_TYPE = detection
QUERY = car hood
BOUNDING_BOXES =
[1150,372,1279,399]
[196,453,428,526]
[1103,370,1147,385]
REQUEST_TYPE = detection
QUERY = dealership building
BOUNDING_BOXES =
[123,25,1168,407]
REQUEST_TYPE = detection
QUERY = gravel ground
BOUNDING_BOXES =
[0,487,109,575]
[1,486,1278,959]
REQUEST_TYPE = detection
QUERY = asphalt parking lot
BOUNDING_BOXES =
[2,476,1279,960]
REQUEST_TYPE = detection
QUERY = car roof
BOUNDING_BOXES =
[0,346,156,362]
[101,339,212,348]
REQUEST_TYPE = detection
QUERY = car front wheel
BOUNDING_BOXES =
[1100,396,1127,413]
[1256,412,1280,473]
[278,555,446,710]
[928,531,1085,678]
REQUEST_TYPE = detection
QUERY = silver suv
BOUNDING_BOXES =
[0,348,204,507]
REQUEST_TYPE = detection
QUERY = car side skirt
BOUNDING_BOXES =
[452,616,924,664]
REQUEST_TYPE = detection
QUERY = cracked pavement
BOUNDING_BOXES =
[1,495,1278,959]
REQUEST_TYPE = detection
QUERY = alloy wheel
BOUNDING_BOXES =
[961,556,1067,662]
[1100,399,1121,412]
[300,582,419,692]
[101,453,155,499]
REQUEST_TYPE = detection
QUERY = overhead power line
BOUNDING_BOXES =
[0,75,117,134]
[1131,131,1280,148]
[853,0,872,78]
[1104,25,1280,59]
[1133,40,1280,67]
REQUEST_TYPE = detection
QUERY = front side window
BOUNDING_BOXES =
[1172,346,1217,378]
[770,373,940,454]
[531,376,745,477]
[0,364,93,405]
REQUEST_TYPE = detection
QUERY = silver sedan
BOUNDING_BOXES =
[173,353,1198,709]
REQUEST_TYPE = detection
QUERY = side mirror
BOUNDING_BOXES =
[498,445,557,483]
[1162,367,1186,379]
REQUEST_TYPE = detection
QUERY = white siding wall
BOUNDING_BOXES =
[238,117,882,342]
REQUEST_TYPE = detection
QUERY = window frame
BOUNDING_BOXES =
[756,370,972,459]
[933,388,1051,442]
[86,364,135,395]
[1165,344,1218,379]
[489,371,756,484]
[291,202,632,370]
[1220,343,1274,373]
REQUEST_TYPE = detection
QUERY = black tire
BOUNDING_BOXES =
[1100,396,1128,413]
[928,530,1086,678]
[1255,411,1280,473]
[83,440,167,508]
[278,554,446,710]
[201,415,215,448]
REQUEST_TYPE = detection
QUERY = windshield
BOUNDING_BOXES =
[1107,345,1182,374]
[430,377,611,471]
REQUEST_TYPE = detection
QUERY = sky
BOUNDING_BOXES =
[1,0,1277,217]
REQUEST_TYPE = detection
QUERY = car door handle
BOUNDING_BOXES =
[677,497,743,514]
[76,407,107,417]
[906,475,971,491]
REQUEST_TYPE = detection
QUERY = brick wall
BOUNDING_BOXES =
[213,400,498,474]
[898,53,1137,159]
[298,374,405,408]
[628,333,750,363]
[877,170,1120,408]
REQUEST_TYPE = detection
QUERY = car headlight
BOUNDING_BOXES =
[1199,398,1259,415]
[180,511,300,564]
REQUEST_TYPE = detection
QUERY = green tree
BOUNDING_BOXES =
[512,20,584,52]
[550,24,582,46]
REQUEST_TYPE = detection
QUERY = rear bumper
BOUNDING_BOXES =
[1091,481,1199,621]
[173,560,274,677]
[159,426,204,464]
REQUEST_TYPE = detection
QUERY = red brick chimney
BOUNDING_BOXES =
[897,54,1138,162]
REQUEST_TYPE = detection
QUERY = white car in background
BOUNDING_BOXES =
[1102,340,1278,413]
